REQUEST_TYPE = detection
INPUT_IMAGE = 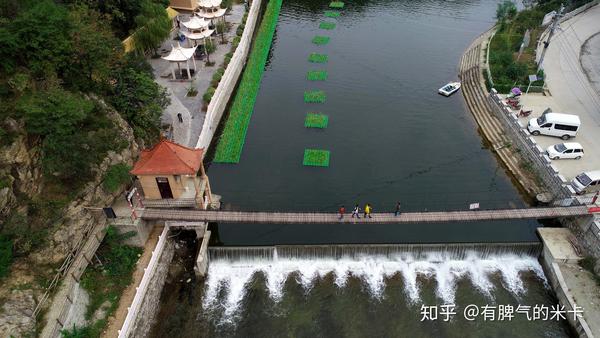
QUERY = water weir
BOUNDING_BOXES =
[203,243,547,323]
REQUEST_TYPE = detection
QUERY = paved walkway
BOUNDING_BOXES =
[525,3,600,182]
[150,5,246,147]
[140,206,592,224]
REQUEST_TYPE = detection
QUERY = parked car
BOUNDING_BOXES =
[527,112,580,140]
[571,170,600,194]
[546,142,584,160]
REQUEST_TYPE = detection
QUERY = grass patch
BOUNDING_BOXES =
[308,53,328,63]
[329,1,344,8]
[307,70,328,81]
[213,0,283,163]
[312,35,330,45]
[304,90,326,103]
[303,149,330,167]
[324,10,341,18]
[76,226,141,338]
[304,113,329,128]
[319,21,336,30]
[102,164,132,192]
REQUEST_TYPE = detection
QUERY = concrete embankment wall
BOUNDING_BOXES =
[118,227,174,338]
[538,226,596,337]
[487,90,574,199]
[195,0,263,150]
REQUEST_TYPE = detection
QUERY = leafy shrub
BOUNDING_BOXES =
[203,87,216,103]
[0,235,12,278]
[103,164,131,192]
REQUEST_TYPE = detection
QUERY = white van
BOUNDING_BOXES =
[571,170,600,194]
[546,142,584,160]
[527,112,580,140]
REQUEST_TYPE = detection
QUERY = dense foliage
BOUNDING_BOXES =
[488,0,590,92]
[0,0,169,278]
[213,0,283,163]
[103,164,133,192]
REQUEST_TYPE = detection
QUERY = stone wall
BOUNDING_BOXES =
[128,236,174,338]
[560,215,600,259]
[195,0,263,150]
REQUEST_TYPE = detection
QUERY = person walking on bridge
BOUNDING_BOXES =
[351,204,361,218]
[364,203,372,218]
[395,201,401,216]
[339,205,345,219]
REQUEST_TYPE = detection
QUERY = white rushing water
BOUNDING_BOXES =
[202,251,546,323]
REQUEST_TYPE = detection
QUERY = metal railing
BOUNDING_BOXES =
[488,89,574,201]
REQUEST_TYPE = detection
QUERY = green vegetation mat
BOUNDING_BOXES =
[303,149,330,167]
[308,53,328,63]
[312,35,330,45]
[304,113,329,128]
[213,0,283,163]
[319,21,336,30]
[329,1,344,8]
[307,70,328,81]
[324,10,341,18]
[304,90,326,103]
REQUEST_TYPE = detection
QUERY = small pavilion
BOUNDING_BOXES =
[195,0,226,21]
[130,139,212,208]
[181,15,215,47]
[161,43,198,79]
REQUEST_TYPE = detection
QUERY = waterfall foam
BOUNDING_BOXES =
[202,244,546,324]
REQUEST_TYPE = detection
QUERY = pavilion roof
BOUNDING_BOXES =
[182,16,209,30]
[198,0,222,8]
[161,43,197,62]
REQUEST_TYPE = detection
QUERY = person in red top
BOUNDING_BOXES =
[338,205,345,219]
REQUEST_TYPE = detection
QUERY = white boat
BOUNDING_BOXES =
[438,82,461,96]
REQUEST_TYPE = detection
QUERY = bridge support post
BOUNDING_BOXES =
[195,230,211,278]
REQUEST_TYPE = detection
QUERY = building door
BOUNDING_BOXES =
[156,177,174,199]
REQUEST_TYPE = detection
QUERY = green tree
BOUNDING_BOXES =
[496,1,517,22]
[17,88,92,137]
[63,7,122,91]
[132,0,171,55]
[111,67,169,143]
[7,0,73,77]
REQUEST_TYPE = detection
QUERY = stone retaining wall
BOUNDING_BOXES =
[488,89,574,200]
[195,0,263,150]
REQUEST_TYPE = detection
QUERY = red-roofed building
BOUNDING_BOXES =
[131,139,211,207]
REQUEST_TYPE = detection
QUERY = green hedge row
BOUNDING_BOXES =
[213,0,284,163]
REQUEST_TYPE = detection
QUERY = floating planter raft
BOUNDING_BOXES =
[312,35,330,45]
[319,21,336,30]
[304,90,326,103]
[307,70,328,81]
[308,53,328,63]
[303,149,330,167]
[324,10,341,18]
[329,1,344,8]
[304,113,329,128]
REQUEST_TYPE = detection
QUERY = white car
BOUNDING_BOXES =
[546,142,584,160]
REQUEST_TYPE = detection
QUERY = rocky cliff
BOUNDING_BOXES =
[0,99,140,337]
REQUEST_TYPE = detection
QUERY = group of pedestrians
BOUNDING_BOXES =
[338,201,401,219]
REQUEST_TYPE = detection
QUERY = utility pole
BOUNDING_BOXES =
[537,4,564,72]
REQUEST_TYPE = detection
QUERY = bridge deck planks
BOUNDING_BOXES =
[139,206,591,224]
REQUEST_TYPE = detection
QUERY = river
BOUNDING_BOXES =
[150,0,573,336]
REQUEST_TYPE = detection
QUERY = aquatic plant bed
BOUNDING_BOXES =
[303,149,330,167]
[308,53,328,63]
[304,113,329,128]
[324,10,341,18]
[307,70,328,81]
[213,0,283,163]
[319,22,336,30]
[329,1,344,8]
[312,36,330,45]
[304,90,326,103]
